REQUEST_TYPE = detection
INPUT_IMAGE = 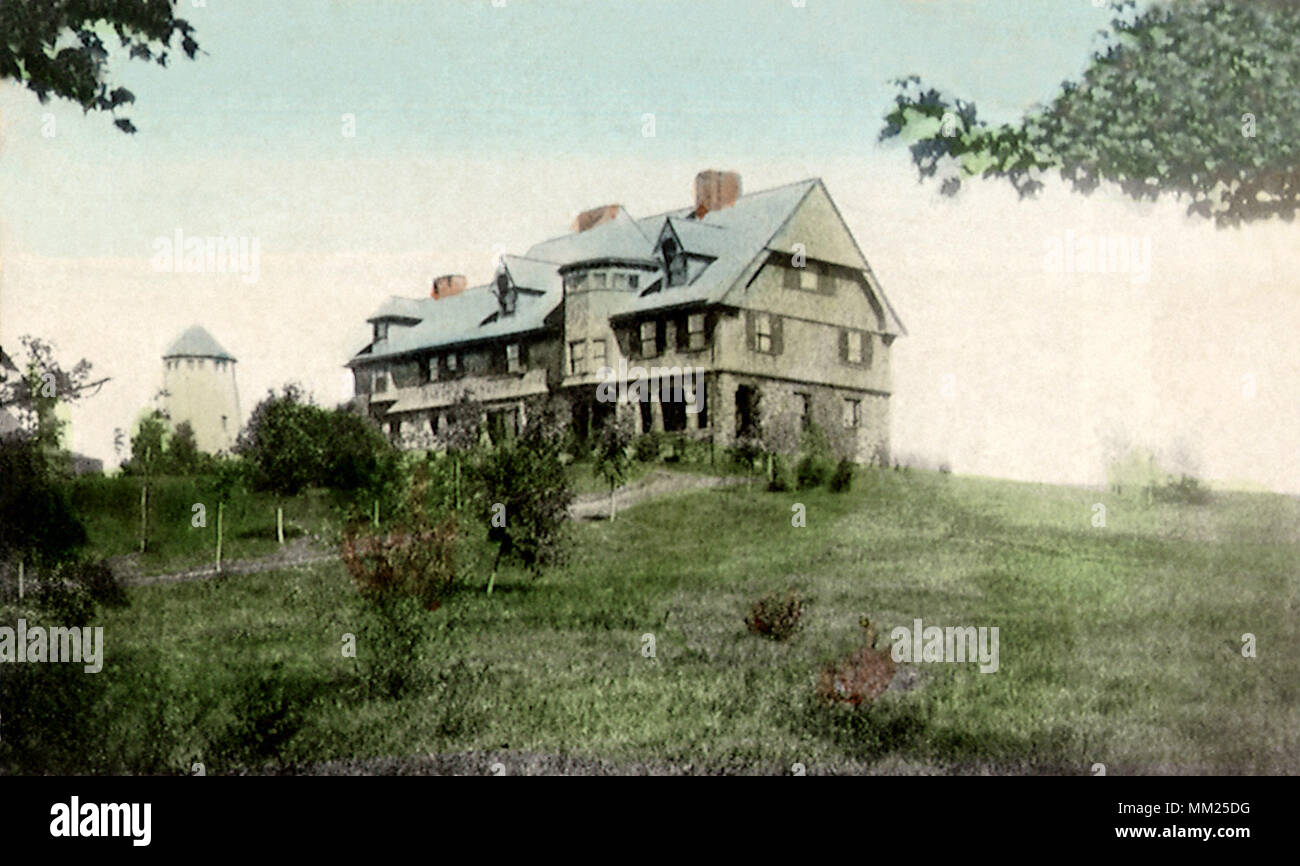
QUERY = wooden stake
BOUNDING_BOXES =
[216,500,224,572]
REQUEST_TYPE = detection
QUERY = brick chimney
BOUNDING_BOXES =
[694,170,742,218]
[571,204,622,234]
[431,274,467,300]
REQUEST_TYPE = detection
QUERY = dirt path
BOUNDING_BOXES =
[568,470,742,521]
[115,536,338,587]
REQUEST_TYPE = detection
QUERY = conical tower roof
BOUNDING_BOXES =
[163,325,235,361]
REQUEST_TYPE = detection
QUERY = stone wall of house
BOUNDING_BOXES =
[706,373,890,465]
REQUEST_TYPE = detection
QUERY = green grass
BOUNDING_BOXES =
[69,475,341,575]
[50,470,1300,774]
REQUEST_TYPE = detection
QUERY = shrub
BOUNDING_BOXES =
[768,455,794,492]
[829,458,854,492]
[796,453,831,490]
[356,593,432,699]
[1151,474,1212,505]
[633,432,661,463]
[745,588,804,641]
[341,516,459,611]
[209,662,314,767]
[473,397,574,577]
[815,618,897,707]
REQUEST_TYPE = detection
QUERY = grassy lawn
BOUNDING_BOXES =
[70,475,341,576]
[83,469,1300,774]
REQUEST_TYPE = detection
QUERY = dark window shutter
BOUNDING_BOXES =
[656,319,667,355]
[822,264,836,296]
[839,329,849,363]
[771,315,784,355]
[862,331,873,367]
[783,264,798,291]
[745,311,756,350]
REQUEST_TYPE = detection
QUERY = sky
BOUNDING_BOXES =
[1,0,1297,493]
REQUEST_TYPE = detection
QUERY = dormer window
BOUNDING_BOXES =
[497,273,516,316]
[661,238,688,287]
[374,321,389,341]
[506,343,521,373]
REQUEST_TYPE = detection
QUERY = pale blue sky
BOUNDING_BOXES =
[2,0,1116,257]
[8,0,1294,495]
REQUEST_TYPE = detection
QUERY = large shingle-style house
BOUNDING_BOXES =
[348,171,906,463]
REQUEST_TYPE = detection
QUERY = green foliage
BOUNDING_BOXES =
[123,408,170,476]
[165,421,205,475]
[0,435,87,569]
[633,431,662,463]
[473,399,574,574]
[880,0,1300,226]
[237,385,397,500]
[744,588,804,642]
[0,335,98,449]
[767,454,794,492]
[829,458,855,493]
[594,409,636,492]
[0,0,200,133]
[1151,474,1213,505]
[237,386,326,498]
[207,663,314,766]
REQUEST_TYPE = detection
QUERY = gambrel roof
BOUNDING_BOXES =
[350,176,904,367]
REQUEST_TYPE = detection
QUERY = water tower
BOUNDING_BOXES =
[161,325,242,453]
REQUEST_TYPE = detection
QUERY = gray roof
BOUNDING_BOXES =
[164,325,235,361]
[525,207,654,264]
[352,176,902,365]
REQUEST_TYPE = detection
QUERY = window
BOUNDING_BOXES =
[446,353,458,372]
[842,329,871,366]
[687,313,706,350]
[663,238,688,287]
[589,271,608,289]
[498,273,516,315]
[799,266,818,291]
[566,272,589,291]
[795,393,811,430]
[843,398,862,428]
[569,340,586,375]
[375,321,389,341]
[373,368,388,393]
[847,331,863,363]
[755,313,772,353]
[640,321,658,357]
[506,343,521,373]
[221,415,228,431]
[187,358,196,369]
[591,338,607,370]
[428,356,439,382]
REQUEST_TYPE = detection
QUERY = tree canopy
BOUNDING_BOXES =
[0,0,200,133]
[880,0,1300,226]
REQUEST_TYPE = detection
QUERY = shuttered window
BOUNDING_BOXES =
[840,329,872,367]
[687,313,706,350]
[640,321,658,357]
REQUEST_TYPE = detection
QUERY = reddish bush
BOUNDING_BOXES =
[815,618,897,707]
[341,516,458,611]
[745,588,804,641]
